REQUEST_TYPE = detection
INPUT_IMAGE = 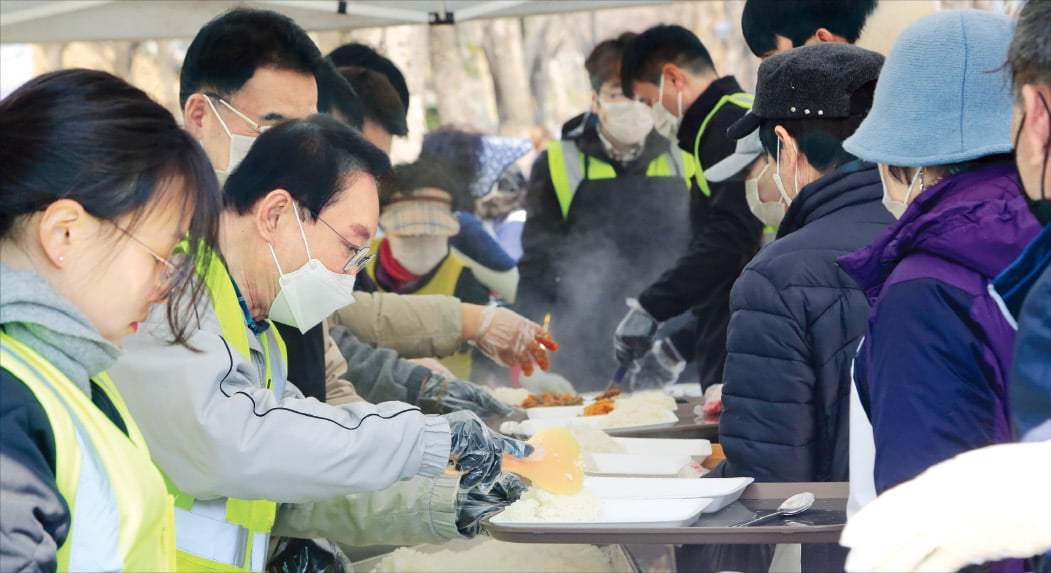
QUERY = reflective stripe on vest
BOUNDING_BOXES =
[166,245,283,572]
[693,92,754,197]
[547,139,696,221]
[366,239,473,379]
[0,334,176,572]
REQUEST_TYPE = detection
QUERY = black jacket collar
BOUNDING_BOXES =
[677,76,745,153]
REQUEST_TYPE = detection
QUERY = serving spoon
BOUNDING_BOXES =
[731,492,816,527]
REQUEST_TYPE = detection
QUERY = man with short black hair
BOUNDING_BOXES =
[614,24,762,392]
[115,9,538,570]
[742,0,878,59]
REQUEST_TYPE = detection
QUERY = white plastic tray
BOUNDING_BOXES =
[613,437,711,457]
[583,476,754,513]
[585,453,692,476]
[525,405,584,419]
[489,497,711,529]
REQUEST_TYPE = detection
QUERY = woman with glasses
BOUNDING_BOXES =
[0,69,221,571]
[107,114,533,572]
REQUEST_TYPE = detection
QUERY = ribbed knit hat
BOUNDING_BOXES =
[843,9,1016,167]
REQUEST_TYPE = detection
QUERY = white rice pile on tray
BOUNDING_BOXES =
[569,426,625,453]
[370,539,624,573]
[620,390,677,411]
[591,391,677,429]
[499,487,601,522]
[492,386,531,407]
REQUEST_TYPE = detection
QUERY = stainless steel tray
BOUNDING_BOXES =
[483,482,847,545]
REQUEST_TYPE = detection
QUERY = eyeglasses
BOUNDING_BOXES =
[312,213,374,273]
[111,223,191,298]
[206,94,270,135]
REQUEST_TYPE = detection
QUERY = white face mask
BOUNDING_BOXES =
[267,203,357,333]
[387,235,450,275]
[205,96,259,184]
[880,165,924,220]
[770,137,797,207]
[650,74,683,141]
[600,99,653,144]
[745,161,785,228]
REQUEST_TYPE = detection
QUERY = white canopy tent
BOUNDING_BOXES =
[0,0,673,44]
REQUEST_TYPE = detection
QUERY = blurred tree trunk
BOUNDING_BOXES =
[523,16,549,127]
[483,18,533,138]
[429,23,491,130]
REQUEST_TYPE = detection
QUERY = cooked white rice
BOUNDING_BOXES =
[499,487,601,522]
[370,539,624,573]
[569,426,625,454]
[492,387,531,407]
[619,390,677,411]
[590,392,677,429]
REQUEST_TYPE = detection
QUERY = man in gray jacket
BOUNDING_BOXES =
[111,9,531,571]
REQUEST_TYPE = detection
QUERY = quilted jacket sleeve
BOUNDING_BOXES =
[708,267,819,482]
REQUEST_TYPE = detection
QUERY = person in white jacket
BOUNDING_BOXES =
[109,114,532,571]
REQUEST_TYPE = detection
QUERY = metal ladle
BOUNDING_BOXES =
[731,492,816,527]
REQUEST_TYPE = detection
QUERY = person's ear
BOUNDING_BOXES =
[37,199,91,268]
[811,28,848,44]
[663,63,686,91]
[256,189,293,244]
[184,93,209,138]
[590,90,601,115]
[772,125,799,165]
[1021,85,1050,155]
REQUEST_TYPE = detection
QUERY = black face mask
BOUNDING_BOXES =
[1014,93,1051,226]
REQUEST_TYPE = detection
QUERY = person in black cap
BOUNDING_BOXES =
[613,24,763,393]
[684,42,891,573]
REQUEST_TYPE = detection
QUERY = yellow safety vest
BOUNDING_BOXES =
[366,239,473,379]
[546,139,696,221]
[166,246,287,572]
[0,333,176,572]
[693,92,754,197]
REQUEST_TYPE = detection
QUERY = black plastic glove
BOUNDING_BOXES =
[628,338,686,392]
[419,374,515,417]
[444,410,533,490]
[613,298,659,367]
[455,473,529,537]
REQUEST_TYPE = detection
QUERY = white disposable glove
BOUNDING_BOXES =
[841,441,1051,572]
[470,305,558,376]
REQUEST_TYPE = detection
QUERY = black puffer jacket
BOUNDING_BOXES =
[708,160,893,482]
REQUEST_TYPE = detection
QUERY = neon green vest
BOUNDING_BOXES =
[0,333,177,572]
[366,239,473,379]
[546,139,696,221]
[167,247,287,572]
[693,92,754,197]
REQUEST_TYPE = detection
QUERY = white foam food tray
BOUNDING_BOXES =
[489,497,711,529]
[612,437,711,457]
[583,476,754,513]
